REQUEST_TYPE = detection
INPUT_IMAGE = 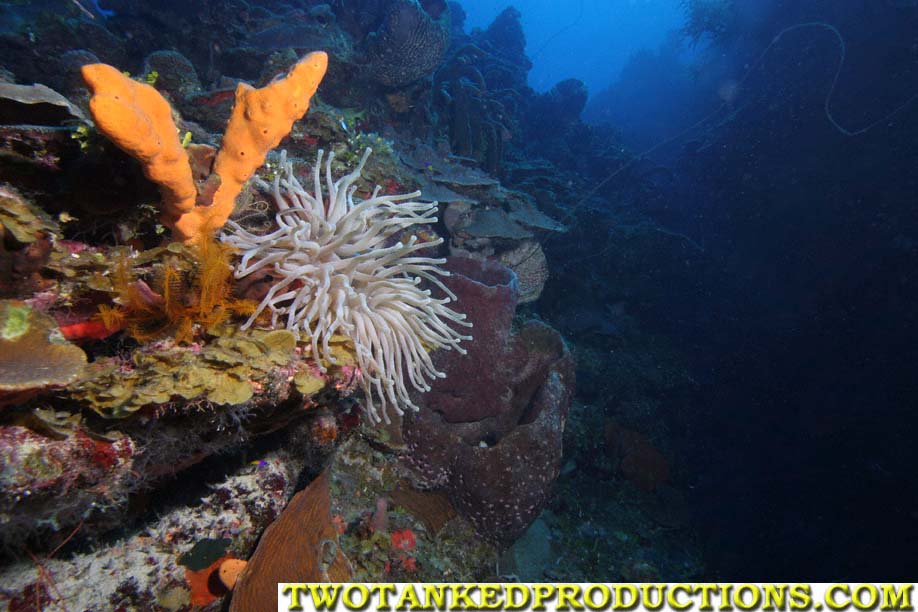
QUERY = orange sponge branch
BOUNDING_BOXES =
[173,51,328,241]
[81,64,197,217]
[81,51,329,244]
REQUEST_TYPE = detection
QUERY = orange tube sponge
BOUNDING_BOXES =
[172,51,328,242]
[82,51,328,244]
[81,64,197,217]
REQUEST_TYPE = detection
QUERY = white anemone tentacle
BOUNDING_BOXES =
[222,148,472,424]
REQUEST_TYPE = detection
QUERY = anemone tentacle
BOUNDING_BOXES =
[223,149,472,423]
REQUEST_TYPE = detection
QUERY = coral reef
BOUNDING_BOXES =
[141,50,203,102]
[399,141,565,293]
[0,82,86,125]
[0,224,361,547]
[0,426,134,541]
[0,187,58,294]
[0,435,306,610]
[0,0,707,600]
[321,432,497,582]
[72,327,323,418]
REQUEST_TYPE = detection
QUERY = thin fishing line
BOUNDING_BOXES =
[774,22,918,136]
[560,21,918,226]
[529,0,585,61]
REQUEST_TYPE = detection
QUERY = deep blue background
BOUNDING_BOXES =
[467,0,918,578]
[458,0,684,94]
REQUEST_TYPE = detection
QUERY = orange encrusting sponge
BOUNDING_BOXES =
[81,51,329,244]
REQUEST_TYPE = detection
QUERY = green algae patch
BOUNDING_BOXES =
[1,303,30,341]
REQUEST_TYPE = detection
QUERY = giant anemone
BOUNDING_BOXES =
[222,149,472,423]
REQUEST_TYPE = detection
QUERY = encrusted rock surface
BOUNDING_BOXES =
[402,257,575,543]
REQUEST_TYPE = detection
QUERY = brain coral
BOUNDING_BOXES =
[367,0,451,87]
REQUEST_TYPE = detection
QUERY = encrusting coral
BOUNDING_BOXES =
[0,300,87,407]
[81,51,328,243]
[222,149,472,424]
